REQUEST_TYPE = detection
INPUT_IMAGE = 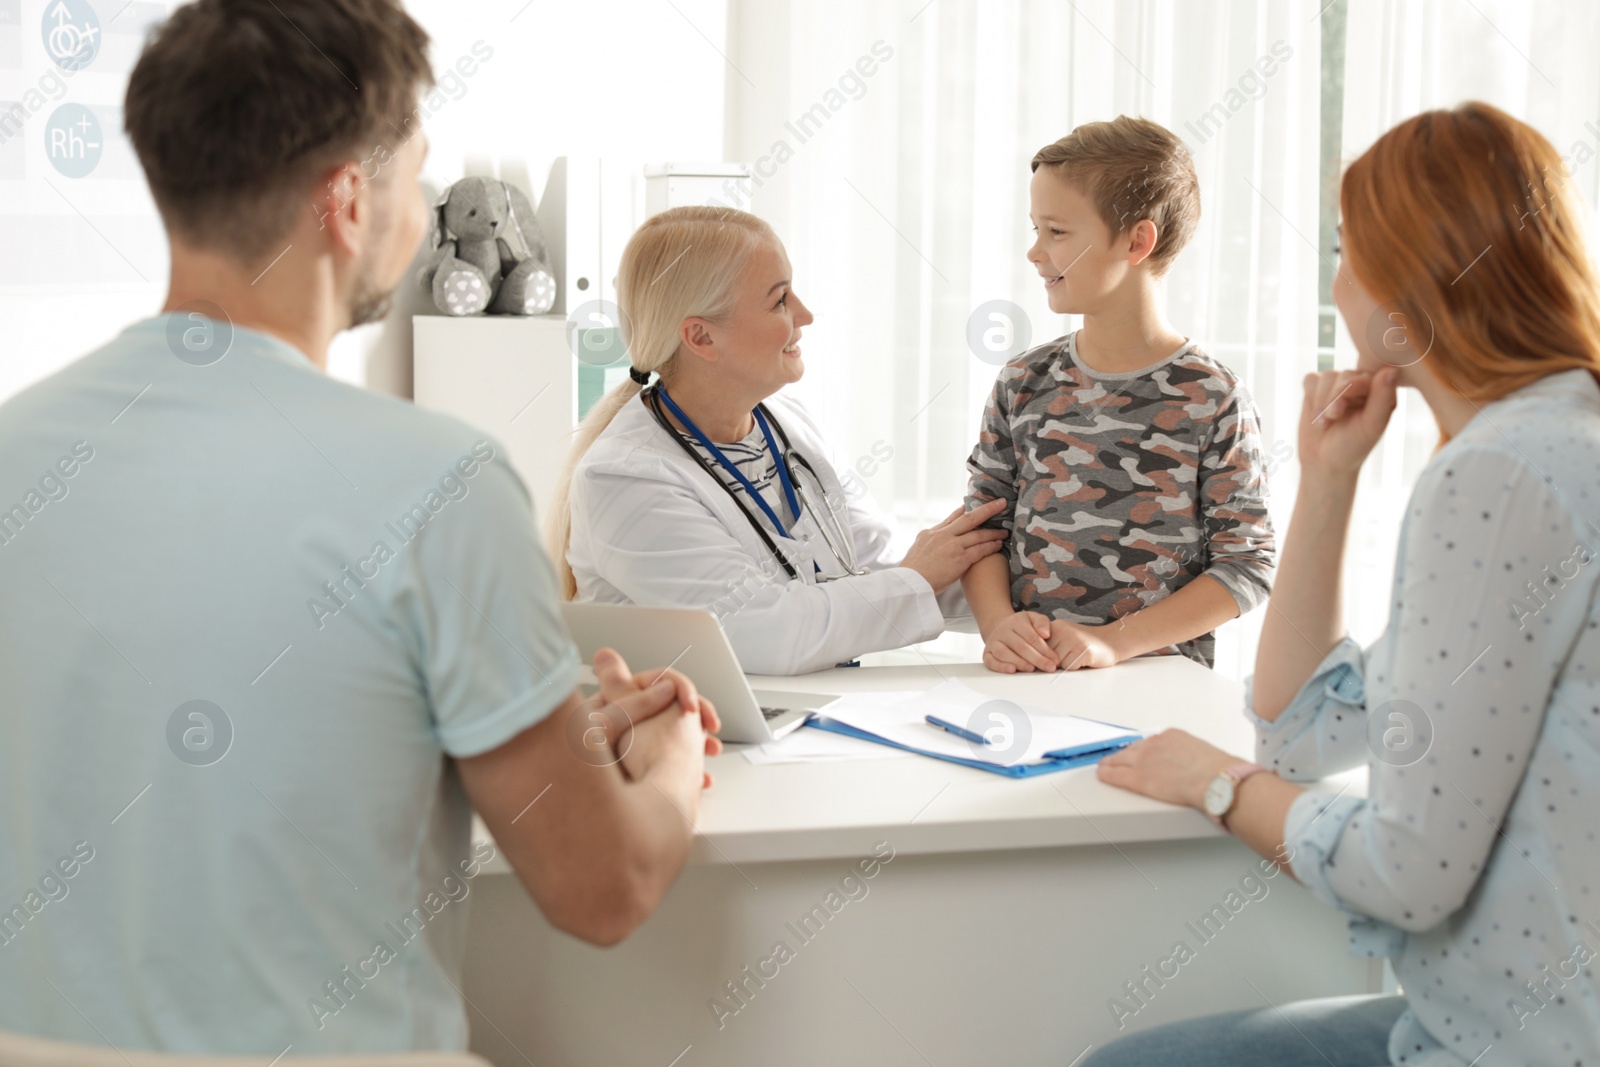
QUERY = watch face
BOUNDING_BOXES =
[1203,775,1235,818]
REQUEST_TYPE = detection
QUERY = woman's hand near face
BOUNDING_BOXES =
[1251,368,1396,723]
[1298,367,1399,481]
[901,498,1009,593]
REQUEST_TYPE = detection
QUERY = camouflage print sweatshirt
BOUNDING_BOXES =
[964,331,1276,666]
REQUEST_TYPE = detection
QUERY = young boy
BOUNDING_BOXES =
[963,116,1275,672]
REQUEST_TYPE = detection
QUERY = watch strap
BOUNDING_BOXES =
[1215,763,1269,828]
[1224,762,1268,786]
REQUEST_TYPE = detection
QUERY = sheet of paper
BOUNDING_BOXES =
[739,692,925,764]
[741,723,914,764]
[816,680,1137,768]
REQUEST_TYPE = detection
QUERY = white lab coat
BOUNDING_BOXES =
[567,390,966,675]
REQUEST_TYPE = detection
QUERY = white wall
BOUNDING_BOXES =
[0,0,728,403]
[0,0,174,402]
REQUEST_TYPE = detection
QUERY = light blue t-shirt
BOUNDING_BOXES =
[0,314,581,1053]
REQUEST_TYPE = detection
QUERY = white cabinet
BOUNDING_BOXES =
[412,314,578,515]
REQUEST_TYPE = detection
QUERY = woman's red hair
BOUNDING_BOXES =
[1341,101,1600,401]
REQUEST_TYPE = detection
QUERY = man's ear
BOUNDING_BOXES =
[678,317,719,363]
[1125,219,1160,267]
[312,161,366,256]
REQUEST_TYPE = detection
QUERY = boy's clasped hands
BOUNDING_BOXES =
[981,610,1122,673]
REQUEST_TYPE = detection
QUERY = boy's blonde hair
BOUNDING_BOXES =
[1032,115,1200,275]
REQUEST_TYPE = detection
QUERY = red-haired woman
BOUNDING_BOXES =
[1086,102,1600,1066]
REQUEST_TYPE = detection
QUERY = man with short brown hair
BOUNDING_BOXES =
[0,0,716,1054]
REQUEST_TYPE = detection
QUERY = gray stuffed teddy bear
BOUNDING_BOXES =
[418,176,558,316]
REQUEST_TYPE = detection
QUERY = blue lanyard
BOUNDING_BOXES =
[752,407,804,523]
[656,386,802,539]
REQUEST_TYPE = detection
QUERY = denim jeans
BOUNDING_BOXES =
[1081,994,1409,1067]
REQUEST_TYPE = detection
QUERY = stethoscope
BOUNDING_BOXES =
[643,383,867,582]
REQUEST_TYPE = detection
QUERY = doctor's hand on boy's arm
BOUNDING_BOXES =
[899,497,1009,593]
[963,553,1058,673]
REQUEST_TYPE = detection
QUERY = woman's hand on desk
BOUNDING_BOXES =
[1099,729,1304,880]
[589,649,722,790]
[1095,729,1236,810]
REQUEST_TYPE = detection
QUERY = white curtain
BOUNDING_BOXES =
[728,0,1600,680]
[1336,0,1600,648]
[729,0,1324,678]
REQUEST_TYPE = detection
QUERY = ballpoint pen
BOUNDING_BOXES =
[924,715,990,746]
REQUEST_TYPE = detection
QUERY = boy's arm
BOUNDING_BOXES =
[963,553,1016,636]
[1193,386,1278,615]
[1050,574,1240,668]
[963,366,1058,672]
[963,366,1021,528]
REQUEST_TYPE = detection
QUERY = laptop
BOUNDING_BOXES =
[558,602,837,744]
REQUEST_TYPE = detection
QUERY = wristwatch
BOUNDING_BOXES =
[1202,763,1269,827]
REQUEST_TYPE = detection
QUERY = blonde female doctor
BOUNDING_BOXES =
[548,206,1006,676]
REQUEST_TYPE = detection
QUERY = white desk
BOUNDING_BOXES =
[461,657,1375,1067]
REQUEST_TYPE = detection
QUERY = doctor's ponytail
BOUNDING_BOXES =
[546,206,777,599]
